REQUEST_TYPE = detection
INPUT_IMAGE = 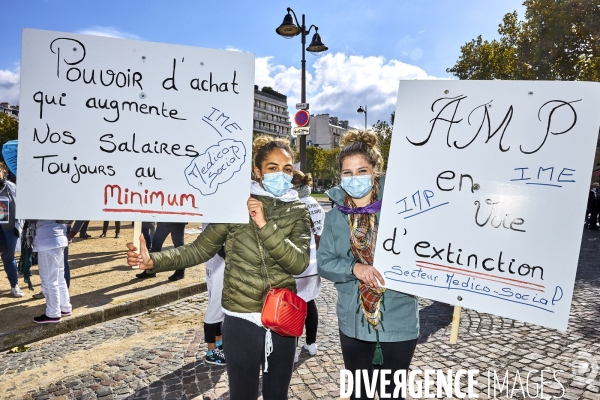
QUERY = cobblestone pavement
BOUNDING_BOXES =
[1,229,599,400]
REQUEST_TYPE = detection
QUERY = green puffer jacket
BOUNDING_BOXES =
[148,195,311,313]
[317,176,420,342]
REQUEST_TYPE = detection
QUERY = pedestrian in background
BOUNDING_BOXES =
[135,222,187,281]
[100,221,121,238]
[126,135,310,400]
[291,170,325,362]
[586,183,599,230]
[202,223,226,365]
[23,220,72,323]
[0,164,22,297]
[317,130,419,400]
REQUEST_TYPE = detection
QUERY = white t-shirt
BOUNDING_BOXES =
[294,196,325,301]
[33,221,68,252]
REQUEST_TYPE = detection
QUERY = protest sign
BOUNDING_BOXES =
[375,80,600,331]
[17,29,254,223]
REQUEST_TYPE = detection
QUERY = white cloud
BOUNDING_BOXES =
[225,46,243,52]
[0,65,20,105]
[255,52,445,127]
[76,26,142,40]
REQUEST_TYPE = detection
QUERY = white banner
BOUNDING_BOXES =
[375,80,600,331]
[17,29,255,223]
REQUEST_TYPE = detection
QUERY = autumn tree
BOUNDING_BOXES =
[447,0,600,81]
[0,113,18,142]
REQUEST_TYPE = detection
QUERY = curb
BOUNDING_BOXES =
[0,281,207,352]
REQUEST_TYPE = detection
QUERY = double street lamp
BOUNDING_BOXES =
[357,105,367,132]
[276,7,328,172]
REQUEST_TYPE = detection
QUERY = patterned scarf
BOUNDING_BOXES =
[345,178,386,365]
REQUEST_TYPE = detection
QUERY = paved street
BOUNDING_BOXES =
[1,229,599,400]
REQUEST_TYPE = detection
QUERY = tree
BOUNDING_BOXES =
[372,119,393,172]
[0,113,18,142]
[447,1,600,81]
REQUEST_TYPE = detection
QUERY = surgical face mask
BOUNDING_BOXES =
[261,172,293,197]
[341,175,373,199]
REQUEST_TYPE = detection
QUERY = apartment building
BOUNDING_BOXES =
[308,114,354,149]
[253,86,292,139]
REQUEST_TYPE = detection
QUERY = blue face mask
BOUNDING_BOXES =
[341,175,373,199]
[262,172,293,197]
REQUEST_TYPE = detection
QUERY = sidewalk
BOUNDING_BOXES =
[0,221,208,351]
[1,229,598,399]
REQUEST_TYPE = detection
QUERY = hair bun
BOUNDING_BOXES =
[340,130,378,149]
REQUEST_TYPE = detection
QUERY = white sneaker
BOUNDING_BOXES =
[303,342,318,355]
[11,285,24,298]
[294,351,299,363]
[32,291,45,299]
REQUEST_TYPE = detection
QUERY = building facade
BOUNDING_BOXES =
[308,114,354,149]
[0,103,19,119]
[253,86,292,139]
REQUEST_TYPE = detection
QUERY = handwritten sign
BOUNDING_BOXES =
[375,80,600,331]
[17,29,254,223]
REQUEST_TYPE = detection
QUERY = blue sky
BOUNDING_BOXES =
[0,0,525,127]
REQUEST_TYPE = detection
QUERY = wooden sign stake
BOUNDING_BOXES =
[131,221,142,269]
[449,306,461,344]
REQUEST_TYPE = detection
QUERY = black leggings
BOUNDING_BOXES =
[339,331,417,400]
[223,314,296,400]
[305,299,318,345]
[204,322,222,343]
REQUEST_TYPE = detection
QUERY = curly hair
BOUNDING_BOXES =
[252,135,295,179]
[337,130,384,174]
[291,170,313,187]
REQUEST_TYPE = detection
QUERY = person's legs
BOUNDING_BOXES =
[339,331,376,400]
[100,221,109,237]
[141,222,153,250]
[222,315,263,400]
[170,223,186,248]
[149,223,170,253]
[37,250,61,318]
[114,221,121,238]
[53,247,72,314]
[137,223,169,278]
[79,221,90,238]
[376,339,417,400]
[168,223,187,280]
[305,299,318,345]
[2,229,19,288]
[63,244,70,288]
[261,330,296,400]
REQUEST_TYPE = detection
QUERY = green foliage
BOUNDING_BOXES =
[0,113,18,142]
[447,1,600,81]
[306,146,340,183]
[372,119,393,172]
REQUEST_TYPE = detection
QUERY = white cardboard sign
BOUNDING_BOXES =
[375,80,600,331]
[17,29,255,223]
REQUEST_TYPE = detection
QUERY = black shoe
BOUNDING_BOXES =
[136,271,156,279]
[99,232,106,238]
[79,233,91,238]
[33,314,61,324]
[168,270,185,281]
[115,233,120,238]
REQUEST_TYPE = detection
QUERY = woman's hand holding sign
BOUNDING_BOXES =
[247,197,267,228]
[353,263,385,288]
[126,235,153,270]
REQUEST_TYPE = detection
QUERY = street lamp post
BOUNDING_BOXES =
[357,105,367,132]
[276,7,328,172]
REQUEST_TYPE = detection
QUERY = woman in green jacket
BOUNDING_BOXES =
[127,136,311,400]
[317,131,419,400]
